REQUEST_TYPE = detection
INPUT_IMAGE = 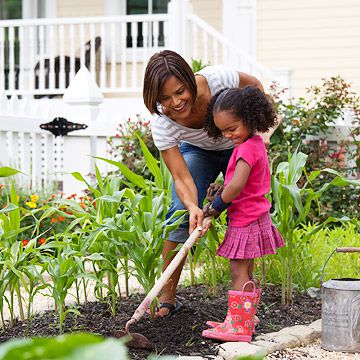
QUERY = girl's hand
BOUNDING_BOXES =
[206,183,224,202]
[203,203,221,218]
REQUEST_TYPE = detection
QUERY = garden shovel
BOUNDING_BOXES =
[114,217,211,349]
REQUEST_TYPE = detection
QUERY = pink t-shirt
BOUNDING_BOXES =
[224,135,271,227]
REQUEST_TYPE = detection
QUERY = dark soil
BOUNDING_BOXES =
[0,284,321,359]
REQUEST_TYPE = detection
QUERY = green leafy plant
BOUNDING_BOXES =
[191,58,209,72]
[97,136,184,316]
[268,76,360,220]
[39,242,83,334]
[0,333,128,360]
[265,222,360,290]
[270,149,360,304]
[107,114,159,178]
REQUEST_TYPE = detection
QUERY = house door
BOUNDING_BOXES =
[105,0,169,48]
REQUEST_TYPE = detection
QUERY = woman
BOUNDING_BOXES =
[143,50,273,317]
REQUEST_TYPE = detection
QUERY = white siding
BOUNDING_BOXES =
[57,0,105,17]
[192,0,222,31]
[257,0,360,96]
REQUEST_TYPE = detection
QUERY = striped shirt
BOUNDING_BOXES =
[150,65,240,151]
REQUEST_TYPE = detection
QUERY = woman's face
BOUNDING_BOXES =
[214,110,251,146]
[159,76,193,121]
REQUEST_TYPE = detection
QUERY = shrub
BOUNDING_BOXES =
[107,114,159,178]
[268,76,360,220]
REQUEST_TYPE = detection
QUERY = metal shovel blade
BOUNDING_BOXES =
[114,329,153,350]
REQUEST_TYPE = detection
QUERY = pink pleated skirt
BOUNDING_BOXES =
[217,212,285,259]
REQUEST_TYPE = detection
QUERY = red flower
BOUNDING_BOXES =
[22,239,29,246]
[38,238,46,245]
[330,152,340,159]
[51,218,57,223]
[58,216,65,222]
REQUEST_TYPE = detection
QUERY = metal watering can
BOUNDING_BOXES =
[321,247,360,352]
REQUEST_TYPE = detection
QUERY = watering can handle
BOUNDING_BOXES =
[336,247,360,253]
[321,247,360,284]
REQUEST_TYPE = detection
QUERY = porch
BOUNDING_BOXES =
[0,0,286,99]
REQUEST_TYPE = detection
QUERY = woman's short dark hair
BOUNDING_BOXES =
[204,86,277,140]
[143,50,197,115]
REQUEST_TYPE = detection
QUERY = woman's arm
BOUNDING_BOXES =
[238,71,281,145]
[238,72,264,92]
[161,147,205,234]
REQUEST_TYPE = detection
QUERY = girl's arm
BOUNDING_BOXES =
[220,159,251,204]
[203,159,250,218]
[161,147,205,234]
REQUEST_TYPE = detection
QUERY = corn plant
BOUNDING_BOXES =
[271,149,360,304]
[39,241,83,334]
[96,136,187,315]
[117,188,184,295]
[0,183,35,327]
[188,221,224,292]
[68,169,133,315]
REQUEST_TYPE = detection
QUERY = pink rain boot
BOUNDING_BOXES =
[202,281,257,342]
[206,277,261,330]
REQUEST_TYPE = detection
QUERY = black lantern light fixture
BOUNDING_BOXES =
[40,117,88,137]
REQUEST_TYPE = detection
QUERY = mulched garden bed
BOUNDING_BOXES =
[0,284,321,359]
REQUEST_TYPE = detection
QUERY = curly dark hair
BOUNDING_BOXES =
[204,86,277,140]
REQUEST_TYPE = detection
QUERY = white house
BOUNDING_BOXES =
[0,0,358,193]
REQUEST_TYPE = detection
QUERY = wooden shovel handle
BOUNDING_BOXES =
[336,247,360,253]
[127,217,212,325]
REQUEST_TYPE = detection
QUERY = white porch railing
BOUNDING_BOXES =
[0,14,168,97]
[0,0,289,98]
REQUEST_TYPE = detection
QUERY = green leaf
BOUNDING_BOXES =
[70,172,89,185]
[94,156,147,189]
[0,333,128,360]
[0,204,18,214]
[136,133,163,188]
[0,167,23,178]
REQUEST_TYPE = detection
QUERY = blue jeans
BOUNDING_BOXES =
[166,142,233,243]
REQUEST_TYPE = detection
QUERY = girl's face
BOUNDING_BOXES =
[214,110,251,146]
[159,76,193,121]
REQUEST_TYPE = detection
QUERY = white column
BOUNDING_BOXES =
[167,0,193,57]
[222,0,257,63]
[62,67,104,195]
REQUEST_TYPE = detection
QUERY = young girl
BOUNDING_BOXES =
[202,86,285,342]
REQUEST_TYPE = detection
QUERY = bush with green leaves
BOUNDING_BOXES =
[107,114,159,178]
[264,221,360,292]
[269,149,359,304]
[268,76,360,220]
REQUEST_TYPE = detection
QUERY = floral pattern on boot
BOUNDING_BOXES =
[202,281,258,342]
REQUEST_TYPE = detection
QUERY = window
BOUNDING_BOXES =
[126,0,169,47]
[0,0,22,19]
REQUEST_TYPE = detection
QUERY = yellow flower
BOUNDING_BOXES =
[26,201,37,209]
[30,194,39,203]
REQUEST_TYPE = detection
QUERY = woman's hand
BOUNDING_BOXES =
[188,204,210,237]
